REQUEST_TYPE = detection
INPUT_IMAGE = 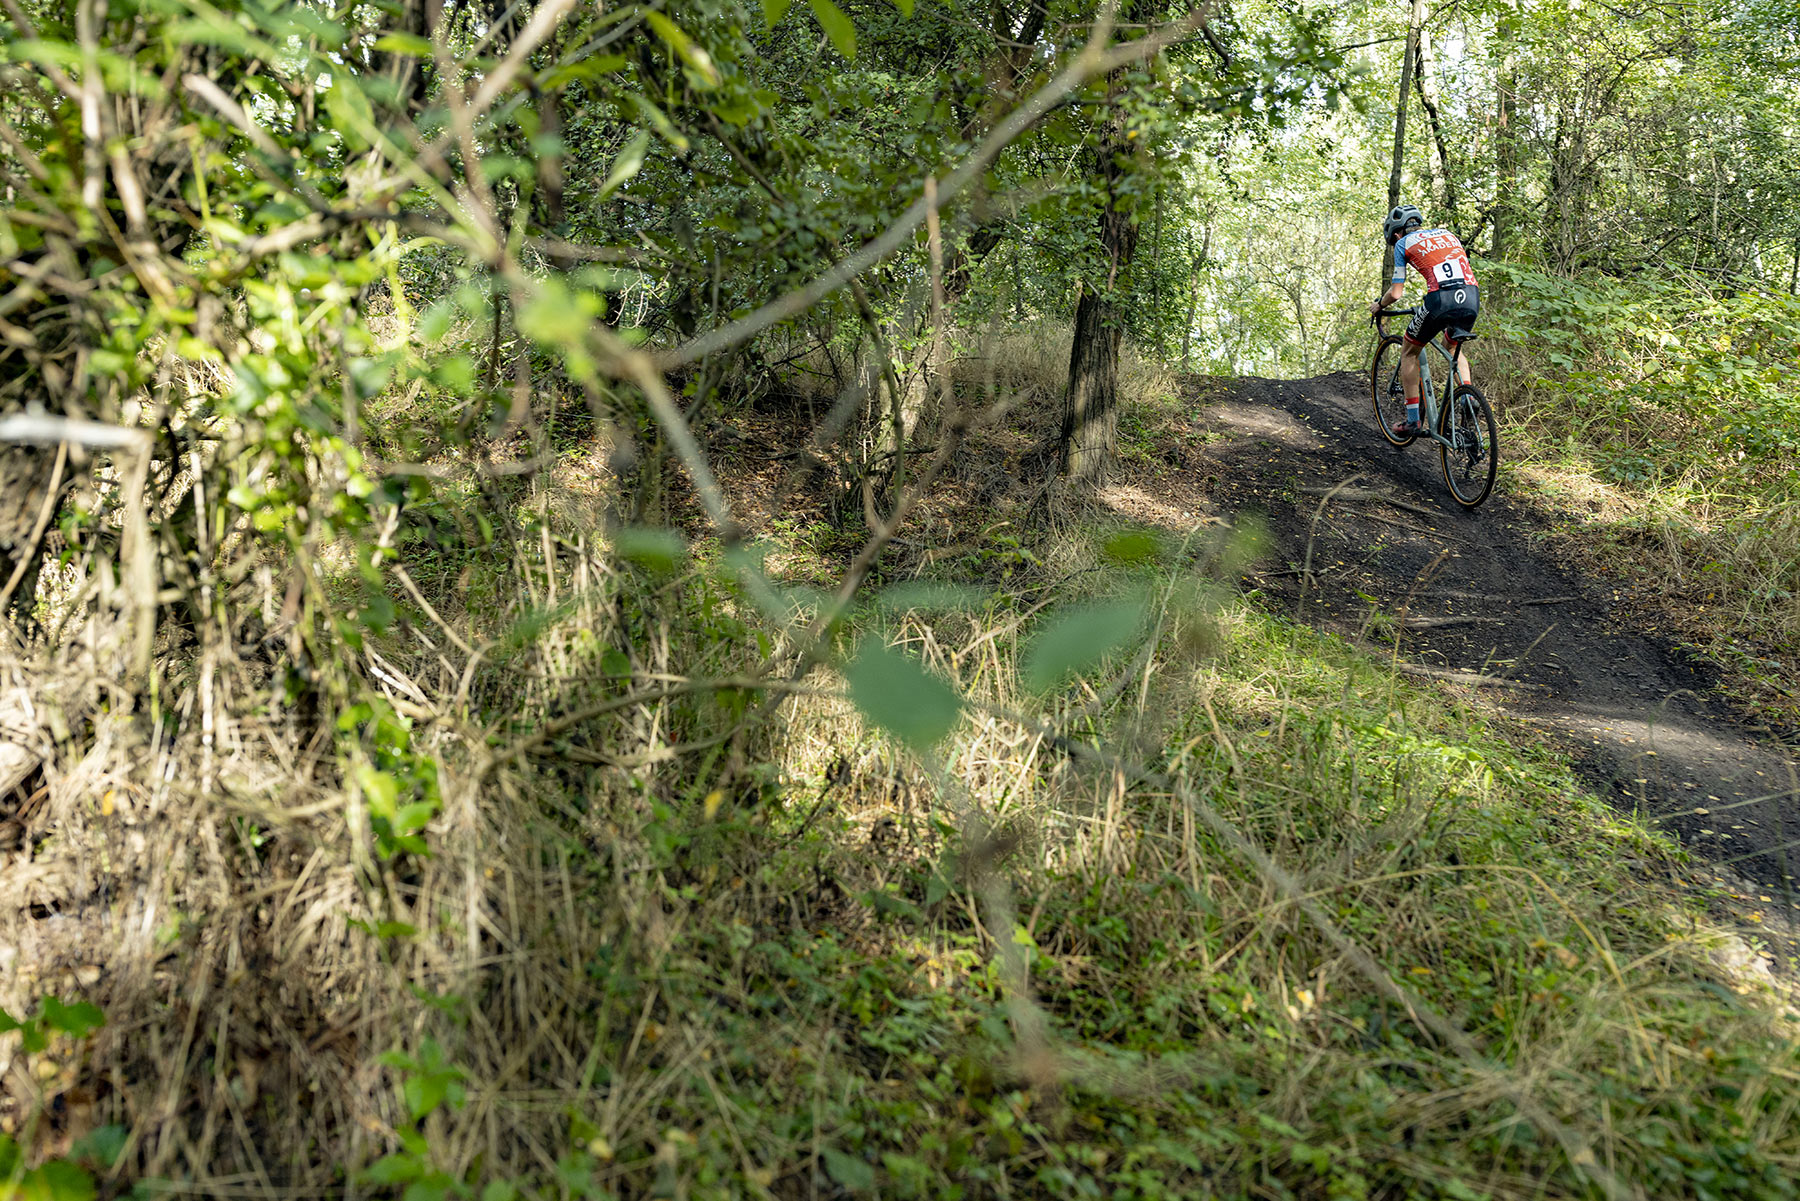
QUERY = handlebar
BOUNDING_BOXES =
[1371,306,1418,333]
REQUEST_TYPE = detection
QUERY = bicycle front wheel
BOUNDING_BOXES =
[1369,335,1415,446]
[1438,383,1498,507]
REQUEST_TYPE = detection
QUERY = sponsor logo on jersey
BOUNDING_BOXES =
[1401,228,1477,292]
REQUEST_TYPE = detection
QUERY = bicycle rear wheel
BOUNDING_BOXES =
[1369,335,1415,446]
[1437,383,1498,507]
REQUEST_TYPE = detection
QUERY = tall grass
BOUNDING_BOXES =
[5,439,1798,1198]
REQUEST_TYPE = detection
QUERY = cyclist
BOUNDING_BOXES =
[1368,203,1478,436]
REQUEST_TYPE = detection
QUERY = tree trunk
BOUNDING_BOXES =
[1386,0,1424,214]
[1181,223,1210,371]
[1414,25,1458,229]
[1061,285,1122,483]
[1058,21,1146,486]
[1494,18,1517,262]
[1284,280,1310,377]
[1151,184,1164,358]
[1012,241,1025,320]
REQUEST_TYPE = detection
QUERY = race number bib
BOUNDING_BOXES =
[1434,259,1464,284]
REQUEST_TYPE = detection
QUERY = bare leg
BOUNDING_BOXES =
[1399,342,1423,402]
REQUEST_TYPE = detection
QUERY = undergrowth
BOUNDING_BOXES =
[1471,262,1800,729]
[5,479,1799,1199]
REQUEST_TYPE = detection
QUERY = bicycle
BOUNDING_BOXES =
[1369,308,1499,508]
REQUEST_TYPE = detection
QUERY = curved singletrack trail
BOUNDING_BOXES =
[1177,370,1800,913]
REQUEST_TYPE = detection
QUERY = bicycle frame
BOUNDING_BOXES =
[1374,310,1467,450]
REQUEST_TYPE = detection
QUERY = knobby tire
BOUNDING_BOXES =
[1438,383,1498,507]
[1369,335,1414,446]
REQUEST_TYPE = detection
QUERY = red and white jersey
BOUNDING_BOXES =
[1392,228,1478,292]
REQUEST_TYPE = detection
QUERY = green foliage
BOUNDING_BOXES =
[1486,261,1800,483]
[0,998,106,1056]
[379,1038,469,1123]
[0,1002,115,1201]
[340,699,441,859]
[1020,597,1149,692]
[845,640,963,751]
[0,1152,97,1201]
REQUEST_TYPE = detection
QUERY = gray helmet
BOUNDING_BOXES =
[1383,203,1423,244]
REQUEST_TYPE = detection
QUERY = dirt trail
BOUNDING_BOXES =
[1177,369,1800,916]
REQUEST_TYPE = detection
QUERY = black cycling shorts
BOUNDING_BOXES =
[1404,285,1479,347]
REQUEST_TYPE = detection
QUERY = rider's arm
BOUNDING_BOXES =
[1371,241,1407,312]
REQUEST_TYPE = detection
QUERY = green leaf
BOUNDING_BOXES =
[373,32,433,56]
[626,94,690,152]
[393,802,436,836]
[844,642,961,752]
[543,54,627,89]
[361,1154,424,1186]
[405,1073,446,1121]
[68,1125,128,1169]
[516,279,598,351]
[1102,530,1161,565]
[40,997,105,1039]
[358,767,401,818]
[643,11,721,87]
[1021,599,1147,692]
[612,527,687,572]
[21,1160,96,1201]
[891,0,914,15]
[323,78,376,153]
[807,0,856,59]
[821,1147,877,1193]
[859,889,922,921]
[762,0,794,25]
[924,871,951,905]
[401,1176,454,1201]
[598,130,651,201]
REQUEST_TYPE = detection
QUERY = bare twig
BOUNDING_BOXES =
[1399,615,1503,631]
[1392,662,1545,689]
[1299,483,1436,517]
[0,413,150,452]
[1298,474,1365,605]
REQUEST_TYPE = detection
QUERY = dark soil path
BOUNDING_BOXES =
[1180,369,1800,930]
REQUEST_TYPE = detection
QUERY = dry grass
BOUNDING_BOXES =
[4,353,1800,1200]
